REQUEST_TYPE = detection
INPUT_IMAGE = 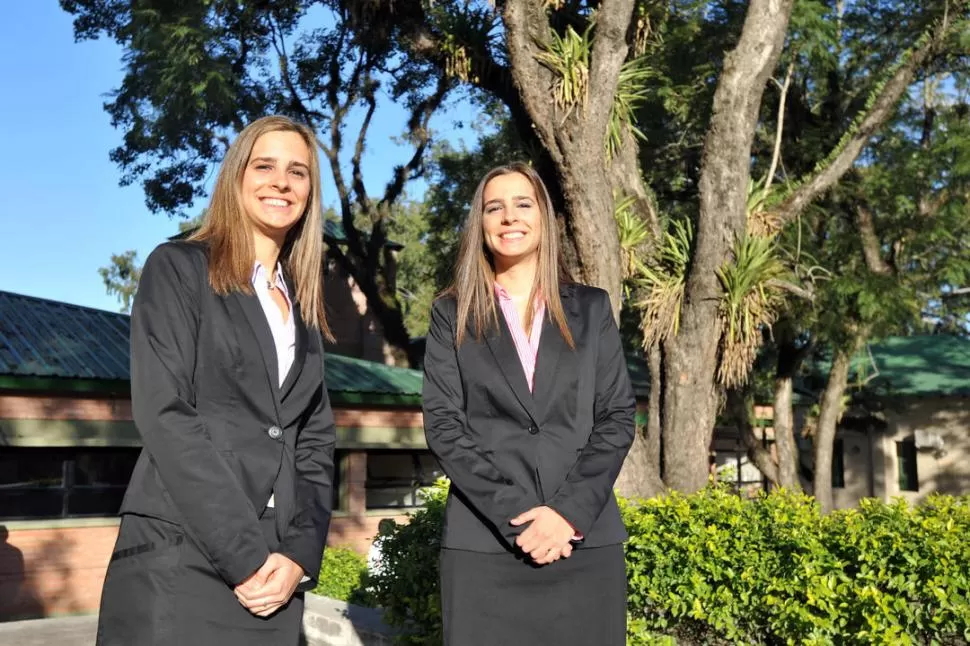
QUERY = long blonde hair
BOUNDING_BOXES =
[190,115,332,339]
[447,162,574,347]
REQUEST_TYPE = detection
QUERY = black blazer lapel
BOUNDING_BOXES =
[484,308,540,424]
[280,302,308,399]
[533,284,579,420]
[232,291,282,418]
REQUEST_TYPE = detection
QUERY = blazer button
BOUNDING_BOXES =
[528,425,539,435]
[267,425,283,440]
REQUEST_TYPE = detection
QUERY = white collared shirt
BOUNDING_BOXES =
[252,262,296,388]
[252,261,295,509]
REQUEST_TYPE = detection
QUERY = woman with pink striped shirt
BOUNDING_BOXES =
[423,162,635,646]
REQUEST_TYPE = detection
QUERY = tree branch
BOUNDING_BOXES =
[268,11,325,126]
[503,0,560,161]
[693,0,795,280]
[942,287,970,298]
[767,278,815,302]
[586,0,635,150]
[378,75,451,213]
[763,61,795,200]
[855,204,893,275]
[775,14,958,224]
[351,74,378,222]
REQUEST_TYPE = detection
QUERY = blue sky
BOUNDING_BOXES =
[0,3,477,313]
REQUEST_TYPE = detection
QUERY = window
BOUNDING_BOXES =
[896,438,919,492]
[332,449,348,512]
[365,450,444,509]
[0,448,139,520]
[832,438,845,489]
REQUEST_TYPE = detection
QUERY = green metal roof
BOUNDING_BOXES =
[801,335,970,400]
[324,353,422,399]
[0,289,421,403]
[847,335,970,398]
[0,291,130,381]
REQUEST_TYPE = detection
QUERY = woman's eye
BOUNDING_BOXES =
[290,169,307,178]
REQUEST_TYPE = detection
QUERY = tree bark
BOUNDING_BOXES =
[661,0,796,493]
[731,390,780,486]
[773,376,800,490]
[812,338,861,513]
[503,0,635,312]
[614,345,665,498]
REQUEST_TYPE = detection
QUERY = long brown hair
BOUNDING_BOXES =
[447,162,574,347]
[189,115,332,339]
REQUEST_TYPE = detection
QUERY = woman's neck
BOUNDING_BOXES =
[494,257,538,300]
[253,230,283,274]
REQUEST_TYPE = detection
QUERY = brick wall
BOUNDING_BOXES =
[0,447,413,621]
[0,523,118,621]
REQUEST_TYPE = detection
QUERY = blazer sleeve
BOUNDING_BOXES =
[129,244,270,585]
[422,299,540,548]
[278,345,337,585]
[546,291,636,537]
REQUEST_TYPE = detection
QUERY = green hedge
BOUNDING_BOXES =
[313,545,373,607]
[363,481,970,645]
[624,487,970,644]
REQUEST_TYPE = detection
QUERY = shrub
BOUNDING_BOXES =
[367,479,970,645]
[623,487,970,644]
[314,545,372,606]
[365,479,448,645]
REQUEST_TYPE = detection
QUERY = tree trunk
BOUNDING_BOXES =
[812,339,860,513]
[661,0,796,493]
[614,345,665,498]
[731,389,780,485]
[773,376,800,490]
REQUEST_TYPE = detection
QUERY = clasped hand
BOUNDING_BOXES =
[510,506,575,565]
[233,553,304,617]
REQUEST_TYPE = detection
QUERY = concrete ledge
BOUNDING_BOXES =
[302,594,399,646]
[0,595,398,646]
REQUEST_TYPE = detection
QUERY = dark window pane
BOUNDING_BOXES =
[366,453,414,480]
[0,490,66,519]
[67,488,127,516]
[365,451,429,510]
[416,454,444,486]
[832,439,845,489]
[0,449,66,487]
[897,438,919,492]
[74,450,139,486]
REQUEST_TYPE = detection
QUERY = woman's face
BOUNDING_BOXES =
[481,172,542,270]
[240,130,312,241]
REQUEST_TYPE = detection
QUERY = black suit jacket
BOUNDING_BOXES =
[422,283,636,553]
[120,241,336,587]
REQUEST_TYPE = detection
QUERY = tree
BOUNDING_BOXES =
[70,0,970,495]
[99,214,202,313]
[99,250,142,314]
[62,0,456,367]
[718,1,970,510]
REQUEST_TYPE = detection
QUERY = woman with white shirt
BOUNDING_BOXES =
[96,115,337,645]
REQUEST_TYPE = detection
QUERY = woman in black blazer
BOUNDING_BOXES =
[96,116,337,645]
[422,162,636,646]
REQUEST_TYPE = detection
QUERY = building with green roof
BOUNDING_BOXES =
[0,288,434,620]
[789,335,970,509]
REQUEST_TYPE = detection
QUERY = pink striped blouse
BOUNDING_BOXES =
[494,284,582,539]
[494,283,545,392]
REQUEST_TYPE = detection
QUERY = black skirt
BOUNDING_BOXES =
[96,509,303,646]
[440,544,626,646]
